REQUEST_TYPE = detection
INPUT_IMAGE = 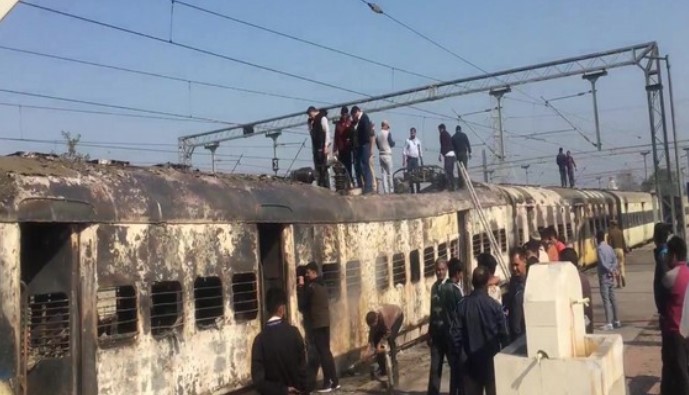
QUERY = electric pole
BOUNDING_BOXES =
[266,130,282,176]
[521,164,530,184]
[489,86,511,162]
[640,151,650,181]
[204,142,219,174]
[582,70,607,151]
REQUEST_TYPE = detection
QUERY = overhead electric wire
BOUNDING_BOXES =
[0,101,222,123]
[0,45,326,105]
[19,1,370,98]
[0,87,236,125]
[174,1,440,83]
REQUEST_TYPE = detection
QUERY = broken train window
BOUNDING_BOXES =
[232,272,258,322]
[150,281,183,337]
[97,285,138,344]
[375,255,389,291]
[321,263,341,300]
[423,246,435,278]
[409,250,421,283]
[345,260,362,300]
[392,253,406,286]
[28,292,70,360]
[194,276,224,330]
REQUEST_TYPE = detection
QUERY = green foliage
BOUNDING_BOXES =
[60,131,90,161]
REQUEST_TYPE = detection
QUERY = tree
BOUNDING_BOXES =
[640,168,678,196]
[60,131,89,161]
[615,171,640,191]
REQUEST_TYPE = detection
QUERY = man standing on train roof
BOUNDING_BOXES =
[596,230,621,331]
[252,288,308,395]
[403,127,423,193]
[607,219,629,288]
[505,247,527,342]
[451,266,509,395]
[333,106,354,185]
[297,262,339,392]
[307,106,331,189]
[363,304,404,379]
[427,258,448,395]
[451,125,471,188]
[566,150,577,188]
[556,147,567,187]
[376,120,395,194]
[441,258,465,395]
[437,123,457,191]
[350,106,375,194]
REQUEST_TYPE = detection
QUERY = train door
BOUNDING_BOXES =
[257,223,287,323]
[19,223,79,395]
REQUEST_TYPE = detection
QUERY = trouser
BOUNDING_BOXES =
[568,168,575,188]
[308,327,338,387]
[375,313,404,374]
[339,150,353,185]
[456,152,468,189]
[358,144,373,193]
[599,278,619,325]
[661,331,689,395]
[444,155,457,191]
[447,351,465,395]
[464,374,495,395]
[614,248,626,286]
[352,149,363,188]
[312,150,329,188]
[427,335,447,395]
[379,154,393,194]
[559,167,567,187]
[407,157,421,193]
[369,153,378,193]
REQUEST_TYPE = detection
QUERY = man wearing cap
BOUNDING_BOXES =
[351,106,375,194]
[307,106,331,188]
[607,219,629,288]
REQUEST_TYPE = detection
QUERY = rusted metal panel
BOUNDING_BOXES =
[0,224,20,393]
[92,223,260,395]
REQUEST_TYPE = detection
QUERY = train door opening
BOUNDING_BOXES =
[19,223,78,395]
[257,223,286,323]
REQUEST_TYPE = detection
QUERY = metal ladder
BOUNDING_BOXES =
[458,162,510,281]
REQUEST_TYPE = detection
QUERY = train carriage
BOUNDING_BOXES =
[0,154,663,394]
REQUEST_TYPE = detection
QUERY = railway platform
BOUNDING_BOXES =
[338,245,662,394]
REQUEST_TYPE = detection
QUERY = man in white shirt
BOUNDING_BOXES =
[403,127,422,193]
[376,120,395,194]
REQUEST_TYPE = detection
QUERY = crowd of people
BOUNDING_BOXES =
[249,221,643,394]
[307,105,472,194]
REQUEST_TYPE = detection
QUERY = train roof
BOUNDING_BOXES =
[0,154,507,224]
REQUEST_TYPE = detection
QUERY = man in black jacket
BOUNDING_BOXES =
[451,125,471,188]
[505,247,527,342]
[298,262,339,392]
[427,258,448,395]
[251,288,308,395]
[351,106,375,194]
[307,106,331,188]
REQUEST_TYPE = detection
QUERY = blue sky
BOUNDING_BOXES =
[0,0,687,187]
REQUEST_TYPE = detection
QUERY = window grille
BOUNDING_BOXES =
[194,277,224,330]
[97,285,137,343]
[151,281,183,337]
[28,292,70,360]
[438,243,448,260]
[450,238,460,259]
[498,229,507,252]
[321,263,341,300]
[392,253,406,286]
[409,250,421,283]
[232,273,259,322]
[375,255,389,291]
[472,234,481,256]
[423,246,435,278]
[345,261,362,299]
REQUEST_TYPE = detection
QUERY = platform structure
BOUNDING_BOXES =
[337,245,662,395]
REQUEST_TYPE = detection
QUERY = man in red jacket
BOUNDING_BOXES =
[660,236,689,394]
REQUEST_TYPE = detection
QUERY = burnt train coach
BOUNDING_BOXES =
[0,155,657,394]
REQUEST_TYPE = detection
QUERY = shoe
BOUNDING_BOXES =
[613,321,622,329]
[316,381,340,393]
[600,324,614,331]
[315,386,332,393]
[621,277,626,288]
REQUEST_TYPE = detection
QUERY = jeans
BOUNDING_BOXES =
[599,277,619,325]
[374,313,404,375]
[456,152,468,189]
[312,150,329,188]
[379,154,393,194]
[358,144,373,193]
[407,157,421,193]
[559,167,567,187]
[338,150,353,185]
[568,168,575,188]
[308,327,338,387]
[444,155,457,191]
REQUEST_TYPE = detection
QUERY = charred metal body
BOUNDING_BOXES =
[0,155,660,394]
